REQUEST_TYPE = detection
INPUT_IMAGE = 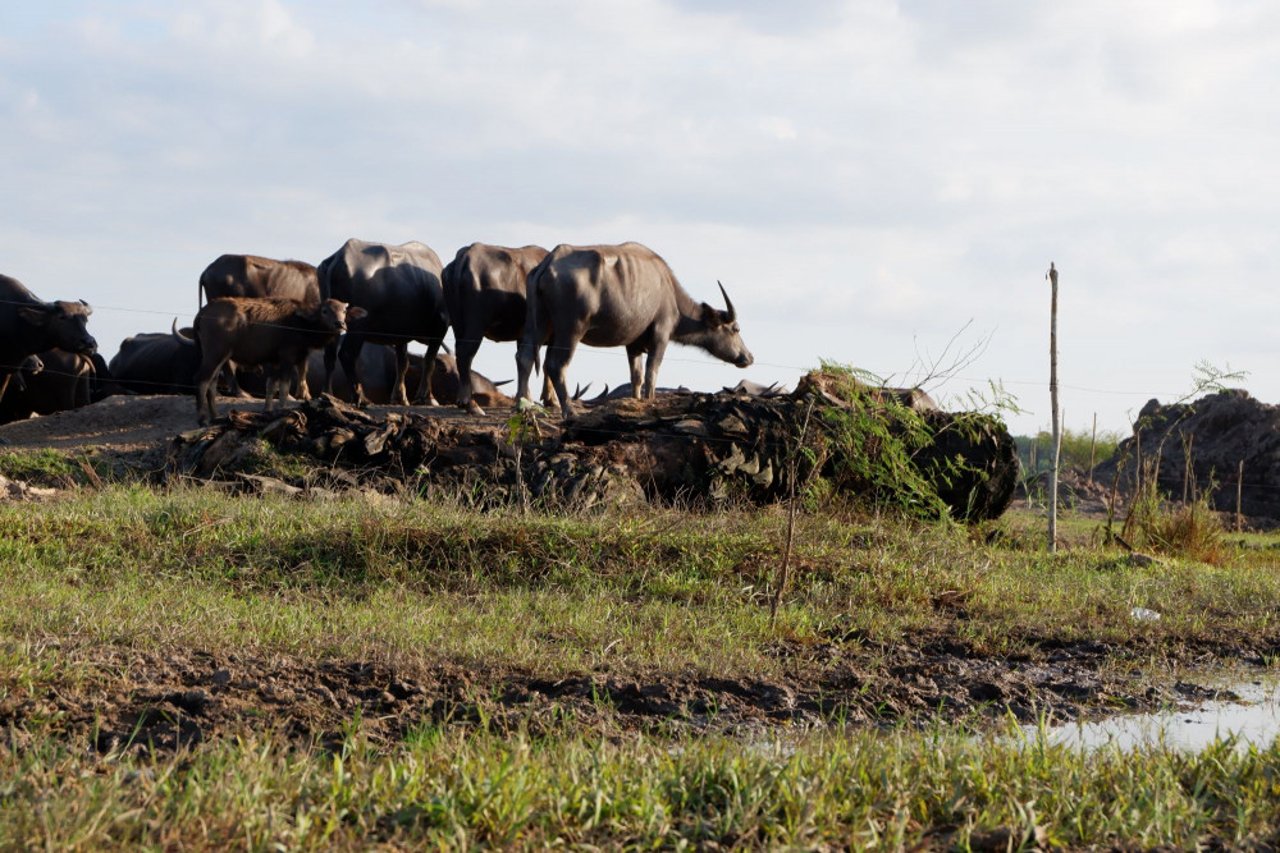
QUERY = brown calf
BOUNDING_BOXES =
[181,297,363,424]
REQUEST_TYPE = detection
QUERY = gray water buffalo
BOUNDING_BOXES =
[723,379,790,398]
[199,255,321,397]
[304,346,514,408]
[317,239,448,407]
[442,242,548,413]
[515,242,752,417]
[0,349,94,424]
[0,274,97,404]
[178,297,363,424]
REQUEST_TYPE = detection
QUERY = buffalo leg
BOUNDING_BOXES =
[515,337,539,406]
[339,334,370,407]
[454,329,481,410]
[0,372,10,406]
[219,363,249,398]
[541,362,555,407]
[293,359,311,401]
[643,340,669,399]
[194,354,230,425]
[322,341,340,396]
[626,343,645,400]
[389,341,411,406]
[542,335,578,419]
[414,341,440,406]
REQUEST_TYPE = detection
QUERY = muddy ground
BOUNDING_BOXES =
[1,631,1264,756]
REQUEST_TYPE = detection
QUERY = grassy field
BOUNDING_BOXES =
[2,481,1280,848]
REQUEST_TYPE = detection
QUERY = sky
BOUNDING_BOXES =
[2,0,1276,436]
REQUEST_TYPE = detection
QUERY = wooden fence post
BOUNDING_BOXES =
[1088,413,1097,485]
[1048,262,1060,553]
[1237,459,1245,532]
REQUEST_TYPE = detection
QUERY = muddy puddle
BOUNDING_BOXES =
[1035,678,1280,752]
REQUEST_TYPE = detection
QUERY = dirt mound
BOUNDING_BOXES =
[0,374,1021,520]
[1096,389,1280,523]
[165,377,1019,520]
[0,394,196,452]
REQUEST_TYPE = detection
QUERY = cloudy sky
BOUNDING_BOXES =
[2,0,1276,435]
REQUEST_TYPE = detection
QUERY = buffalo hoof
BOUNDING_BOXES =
[465,400,486,417]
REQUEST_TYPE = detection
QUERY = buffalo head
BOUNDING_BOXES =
[307,299,366,333]
[17,300,97,355]
[697,281,753,369]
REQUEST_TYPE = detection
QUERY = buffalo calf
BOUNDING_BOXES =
[182,297,363,425]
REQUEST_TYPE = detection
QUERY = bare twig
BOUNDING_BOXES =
[771,399,816,626]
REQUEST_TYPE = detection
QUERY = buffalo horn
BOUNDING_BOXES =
[171,317,195,346]
[717,280,736,322]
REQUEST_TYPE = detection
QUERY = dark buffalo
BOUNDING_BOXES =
[178,297,362,424]
[108,329,203,396]
[515,242,752,417]
[10,354,44,394]
[0,349,94,424]
[199,254,320,307]
[0,273,97,403]
[442,242,548,413]
[316,239,448,406]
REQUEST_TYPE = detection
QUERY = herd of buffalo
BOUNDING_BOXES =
[0,238,754,426]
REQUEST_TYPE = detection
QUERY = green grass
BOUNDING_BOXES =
[4,485,1280,848]
[4,722,1280,849]
[0,448,84,485]
[1,486,1278,685]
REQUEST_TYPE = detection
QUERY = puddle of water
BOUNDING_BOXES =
[1035,681,1280,752]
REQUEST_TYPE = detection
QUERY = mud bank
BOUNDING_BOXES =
[2,635,1257,756]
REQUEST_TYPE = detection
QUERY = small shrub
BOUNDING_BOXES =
[1122,459,1225,564]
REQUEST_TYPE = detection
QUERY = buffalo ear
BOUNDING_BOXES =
[347,306,368,321]
[700,302,723,328]
[17,305,51,327]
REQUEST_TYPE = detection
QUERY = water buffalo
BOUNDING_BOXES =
[177,297,363,425]
[199,254,320,307]
[10,354,44,393]
[199,254,321,397]
[588,382,691,403]
[0,349,94,424]
[515,242,752,418]
[442,242,548,413]
[316,239,448,407]
[0,273,97,404]
[723,379,790,398]
[108,329,203,396]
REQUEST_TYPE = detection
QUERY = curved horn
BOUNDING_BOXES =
[171,317,196,346]
[717,280,736,322]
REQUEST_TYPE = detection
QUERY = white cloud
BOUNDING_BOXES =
[0,0,1276,433]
